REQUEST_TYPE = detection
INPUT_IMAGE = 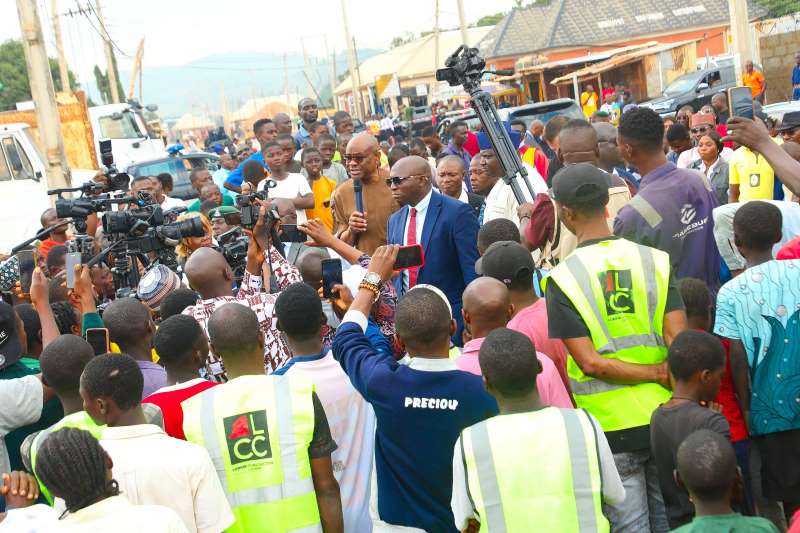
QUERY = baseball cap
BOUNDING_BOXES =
[208,205,240,219]
[137,265,181,310]
[0,302,23,370]
[551,163,610,208]
[475,241,534,287]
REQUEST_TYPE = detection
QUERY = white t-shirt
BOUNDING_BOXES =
[257,173,312,224]
[57,495,189,533]
[483,162,547,227]
[160,196,186,212]
[0,375,42,476]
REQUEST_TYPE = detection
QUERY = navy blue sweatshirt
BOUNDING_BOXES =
[332,319,498,533]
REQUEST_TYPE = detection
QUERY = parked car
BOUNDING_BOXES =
[126,152,220,200]
[641,65,736,115]
[763,100,800,125]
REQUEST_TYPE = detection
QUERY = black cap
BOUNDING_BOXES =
[475,241,534,287]
[0,302,22,370]
[551,163,610,208]
[777,111,800,132]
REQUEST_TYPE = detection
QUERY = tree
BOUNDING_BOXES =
[473,12,506,27]
[0,39,78,111]
[92,53,124,105]
[753,0,797,18]
[389,32,416,49]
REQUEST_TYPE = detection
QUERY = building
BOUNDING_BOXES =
[479,0,766,101]
[334,27,492,116]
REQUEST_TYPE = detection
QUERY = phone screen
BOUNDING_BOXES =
[85,328,110,356]
[279,224,307,243]
[394,245,424,270]
[728,86,754,120]
[321,259,343,299]
[15,250,35,293]
[65,252,81,289]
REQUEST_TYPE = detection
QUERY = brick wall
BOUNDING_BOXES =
[760,30,800,102]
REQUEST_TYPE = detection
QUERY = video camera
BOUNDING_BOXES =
[216,226,249,282]
[435,46,534,205]
[102,198,205,254]
[236,179,279,229]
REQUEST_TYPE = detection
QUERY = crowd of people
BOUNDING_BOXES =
[0,87,799,533]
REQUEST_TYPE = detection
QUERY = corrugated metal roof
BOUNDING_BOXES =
[477,0,767,59]
[334,27,492,95]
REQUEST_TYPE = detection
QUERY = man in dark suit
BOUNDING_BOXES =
[435,155,485,218]
[387,156,479,344]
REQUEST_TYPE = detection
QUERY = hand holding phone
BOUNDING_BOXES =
[65,252,81,289]
[728,86,754,120]
[279,224,308,243]
[321,259,343,299]
[85,328,110,355]
[393,244,424,270]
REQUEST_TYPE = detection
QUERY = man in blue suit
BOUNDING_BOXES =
[387,156,479,345]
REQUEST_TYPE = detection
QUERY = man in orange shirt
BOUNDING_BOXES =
[743,60,766,103]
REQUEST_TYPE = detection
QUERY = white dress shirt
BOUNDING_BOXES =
[457,189,469,204]
[676,145,734,169]
[402,189,433,291]
[483,162,547,227]
[100,424,234,533]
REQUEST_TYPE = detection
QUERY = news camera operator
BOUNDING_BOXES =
[174,212,214,266]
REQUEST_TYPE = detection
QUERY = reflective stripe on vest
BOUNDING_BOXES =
[543,239,671,432]
[183,375,320,533]
[199,380,315,507]
[627,195,662,229]
[462,408,608,533]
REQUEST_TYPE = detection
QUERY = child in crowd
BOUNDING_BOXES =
[678,277,753,513]
[256,141,314,223]
[650,329,730,529]
[672,430,779,532]
[301,147,337,232]
[315,133,349,185]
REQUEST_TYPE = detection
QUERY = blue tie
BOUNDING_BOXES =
[478,203,485,225]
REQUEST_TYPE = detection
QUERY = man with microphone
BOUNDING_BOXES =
[332,134,399,255]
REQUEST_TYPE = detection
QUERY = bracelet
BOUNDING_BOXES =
[358,281,380,301]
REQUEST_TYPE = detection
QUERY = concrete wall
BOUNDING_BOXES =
[760,30,800,102]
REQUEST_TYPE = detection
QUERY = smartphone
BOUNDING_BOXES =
[85,328,110,356]
[15,250,35,293]
[728,86,754,120]
[65,252,81,289]
[321,259,343,299]
[280,224,308,243]
[393,244,425,270]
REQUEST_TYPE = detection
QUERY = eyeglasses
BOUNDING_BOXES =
[343,153,372,163]
[690,127,711,134]
[385,174,426,187]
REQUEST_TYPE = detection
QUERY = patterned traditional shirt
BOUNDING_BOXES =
[182,246,312,379]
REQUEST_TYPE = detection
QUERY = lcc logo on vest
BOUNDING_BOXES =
[224,411,272,465]
[598,270,635,316]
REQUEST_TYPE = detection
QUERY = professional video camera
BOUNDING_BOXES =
[435,46,535,204]
[216,226,249,282]
[236,178,279,228]
[102,197,205,254]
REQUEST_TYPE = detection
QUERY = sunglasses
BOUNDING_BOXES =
[385,174,426,187]
[690,127,711,134]
[343,153,372,163]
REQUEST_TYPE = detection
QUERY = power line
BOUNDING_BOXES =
[85,2,131,57]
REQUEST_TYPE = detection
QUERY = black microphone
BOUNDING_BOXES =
[11,220,72,255]
[353,178,363,214]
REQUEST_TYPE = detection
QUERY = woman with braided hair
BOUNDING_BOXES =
[34,427,188,532]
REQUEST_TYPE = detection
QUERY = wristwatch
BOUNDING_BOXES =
[358,272,382,302]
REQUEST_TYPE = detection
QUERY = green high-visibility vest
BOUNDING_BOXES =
[30,411,103,505]
[461,408,609,532]
[543,238,671,432]
[182,374,320,533]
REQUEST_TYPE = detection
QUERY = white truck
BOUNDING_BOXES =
[0,102,167,254]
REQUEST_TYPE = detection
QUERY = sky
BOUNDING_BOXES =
[2,0,517,92]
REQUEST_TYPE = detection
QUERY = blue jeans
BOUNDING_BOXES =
[604,449,669,533]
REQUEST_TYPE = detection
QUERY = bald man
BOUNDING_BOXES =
[272,112,293,136]
[181,238,312,377]
[456,277,572,407]
[436,155,485,217]
[387,155,479,345]
[331,133,398,255]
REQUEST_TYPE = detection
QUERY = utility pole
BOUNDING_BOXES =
[728,0,752,85]
[51,0,70,92]
[353,37,366,118]
[301,37,314,97]
[324,36,338,110]
[94,0,120,103]
[456,0,469,47]
[128,37,145,100]
[434,0,441,73]
[283,53,291,117]
[339,0,362,120]
[16,0,71,189]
